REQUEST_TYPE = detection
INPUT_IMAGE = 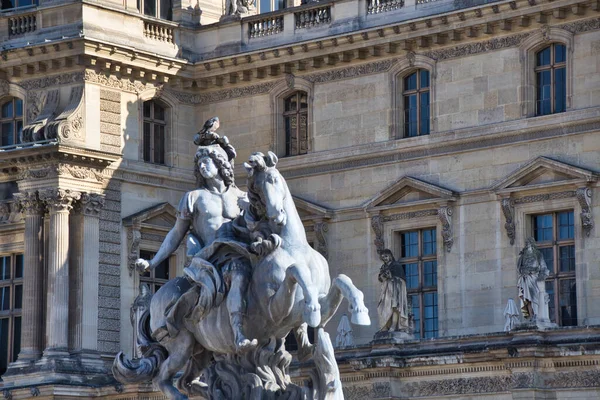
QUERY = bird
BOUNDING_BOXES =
[194,117,221,146]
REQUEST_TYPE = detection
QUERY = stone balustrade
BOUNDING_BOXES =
[295,5,331,29]
[367,0,404,14]
[248,15,284,38]
[143,20,174,44]
[8,13,36,37]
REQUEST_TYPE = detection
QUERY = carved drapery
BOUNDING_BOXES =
[45,85,85,143]
[21,89,59,142]
[314,221,329,259]
[438,206,453,253]
[576,187,593,237]
[501,198,516,245]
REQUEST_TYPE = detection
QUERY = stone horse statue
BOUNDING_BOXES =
[113,151,370,399]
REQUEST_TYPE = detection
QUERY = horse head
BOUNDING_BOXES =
[245,151,288,227]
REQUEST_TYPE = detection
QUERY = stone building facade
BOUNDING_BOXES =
[0,0,600,397]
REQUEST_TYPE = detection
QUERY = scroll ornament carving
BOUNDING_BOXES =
[371,215,385,253]
[576,187,593,237]
[285,74,295,90]
[39,189,81,212]
[127,225,142,276]
[0,201,23,224]
[77,193,105,217]
[438,206,453,252]
[501,198,516,245]
[57,164,105,183]
[23,89,60,142]
[314,221,329,259]
[13,191,44,215]
[45,85,85,142]
[26,90,47,124]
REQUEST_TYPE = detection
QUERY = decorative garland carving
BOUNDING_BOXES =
[45,85,85,142]
[84,70,155,94]
[169,80,278,105]
[560,17,600,34]
[76,193,105,217]
[513,191,576,204]
[576,187,593,237]
[501,198,516,245]
[438,206,453,252]
[423,33,531,61]
[544,370,600,388]
[127,225,142,276]
[19,72,84,91]
[22,89,59,142]
[19,163,104,182]
[370,215,384,254]
[304,59,396,83]
[314,221,329,259]
[402,373,534,397]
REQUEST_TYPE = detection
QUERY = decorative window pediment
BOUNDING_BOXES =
[494,157,597,244]
[293,196,332,259]
[123,202,178,275]
[493,157,597,194]
[366,176,457,212]
[367,177,457,253]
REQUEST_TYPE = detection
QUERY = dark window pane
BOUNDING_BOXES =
[12,316,21,362]
[284,117,292,156]
[154,259,169,280]
[536,70,552,116]
[554,67,566,113]
[422,229,436,256]
[16,120,22,145]
[1,123,14,147]
[144,0,156,17]
[0,287,10,311]
[1,0,15,9]
[284,330,298,351]
[0,257,9,281]
[1,101,13,118]
[559,278,577,326]
[534,214,553,242]
[154,103,165,121]
[14,255,23,279]
[159,0,172,20]
[154,284,162,293]
[15,99,22,118]
[14,285,22,309]
[143,122,151,162]
[420,70,430,88]
[423,261,437,287]
[420,92,430,135]
[404,72,417,91]
[404,263,419,289]
[554,44,566,63]
[401,231,418,258]
[539,247,554,274]
[559,245,575,273]
[143,101,152,118]
[558,211,574,240]
[423,292,438,338]
[299,93,308,110]
[153,124,165,165]
[410,294,420,338]
[0,318,8,375]
[545,281,556,324]
[536,47,551,66]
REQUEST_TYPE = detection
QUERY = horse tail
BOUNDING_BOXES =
[112,307,168,383]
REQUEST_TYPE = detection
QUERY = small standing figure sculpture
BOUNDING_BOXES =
[517,237,554,328]
[377,249,410,333]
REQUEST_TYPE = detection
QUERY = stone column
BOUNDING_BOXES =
[69,193,104,357]
[40,189,80,357]
[14,192,45,361]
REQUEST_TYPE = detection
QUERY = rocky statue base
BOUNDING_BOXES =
[515,317,558,331]
[372,330,415,344]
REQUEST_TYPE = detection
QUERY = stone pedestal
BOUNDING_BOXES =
[372,330,415,344]
[41,189,81,357]
[14,192,45,361]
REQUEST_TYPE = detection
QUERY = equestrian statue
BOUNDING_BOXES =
[113,118,371,399]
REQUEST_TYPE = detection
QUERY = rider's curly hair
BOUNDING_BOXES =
[194,146,235,187]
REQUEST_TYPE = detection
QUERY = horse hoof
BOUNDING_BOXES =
[236,338,258,353]
[351,310,371,326]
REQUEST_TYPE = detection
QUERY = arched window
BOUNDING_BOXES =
[283,91,308,157]
[138,0,172,20]
[402,69,430,138]
[535,44,566,116]
[0,97,23,147]
[142,100,167,165]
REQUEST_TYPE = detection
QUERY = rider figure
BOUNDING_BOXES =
[136,143,257,353]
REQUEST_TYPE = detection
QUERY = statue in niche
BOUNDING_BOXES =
[114,118,370,400]
[377,249,410,333]
[224,0,255,17]
[517,237,553,326]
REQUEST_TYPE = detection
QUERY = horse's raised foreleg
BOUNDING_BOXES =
[154,330,195,400]
[269,264,321,327]
[319,274,371,327]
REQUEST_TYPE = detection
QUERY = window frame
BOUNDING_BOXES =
[282,91,309,157]
[402,69,431,138]
[394,227,438,339]
[519,27,573,118]
[0,0,37,11]
[139,249,174,294]
[137,0,173,20]
[0,253,23,375]
[0,97,24,148]
[531,210,577,326]
[534,43,567,116]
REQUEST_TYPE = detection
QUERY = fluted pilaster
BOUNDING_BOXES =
[69,193,104,356]
[13,192,45,361]
[40,189,80,356]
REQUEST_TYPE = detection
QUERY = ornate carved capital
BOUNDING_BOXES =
[576,187,593,237]
[371,215,384,254]
[76,193,105,217]
[14,191,44,215]
[39,189,81,213]
[438,206,453,252]
[501,198,516,245]
[314,221,329,259]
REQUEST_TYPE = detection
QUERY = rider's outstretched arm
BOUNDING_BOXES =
[143,217,190,271]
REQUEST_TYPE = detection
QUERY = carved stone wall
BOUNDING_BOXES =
[100,89,122,154]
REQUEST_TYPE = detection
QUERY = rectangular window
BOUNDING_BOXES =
[142,101,167,165]
[402,70,430,138]
[1,0,37,10]
[533,211,576,326]
[535,44,566,116]
[397,228,438,339]
[139,250,170,294]
[283,92,308,157]
[0,254,23,376]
